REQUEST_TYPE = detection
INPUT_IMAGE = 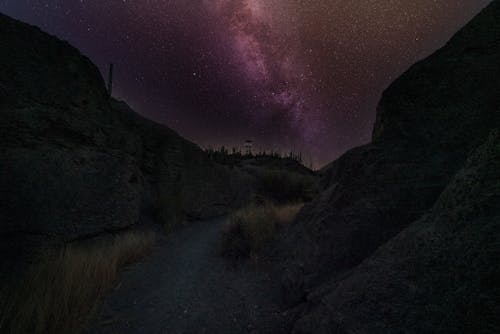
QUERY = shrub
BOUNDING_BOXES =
[257,169,317,203]
[0,230,156,334]
[221,203,303,259]
[157,188,185,232]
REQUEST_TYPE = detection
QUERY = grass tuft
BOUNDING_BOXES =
[0,230,156,334]
[221,203,303,259]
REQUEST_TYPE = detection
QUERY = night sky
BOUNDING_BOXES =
[0,0,491,167]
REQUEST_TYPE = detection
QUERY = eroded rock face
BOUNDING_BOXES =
[0,14,135,245]
[293,130,500,333]
[373,1,500,148]
[0,13,251,265]
[273,0,500,329]
[0,147,142,237]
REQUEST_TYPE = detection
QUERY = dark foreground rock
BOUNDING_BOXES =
[294,130,500,333]
[273,1,500,332]
[0,13,251,269]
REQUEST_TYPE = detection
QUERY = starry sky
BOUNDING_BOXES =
[0,0,491,167]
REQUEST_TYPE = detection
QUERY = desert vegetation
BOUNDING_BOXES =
[0,230,156,334]
[206,145,307,164]
[205,145,316,171]
[256,169,317,203]
[220,202,303,259]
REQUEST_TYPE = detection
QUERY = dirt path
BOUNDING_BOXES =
[88,218,290,334]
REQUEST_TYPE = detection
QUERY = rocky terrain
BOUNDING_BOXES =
[274,1,500,332]
[294,130,500,333]
[0,13,252,272]
[1,1,499,333]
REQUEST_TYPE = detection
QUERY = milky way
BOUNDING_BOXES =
[0,0,491,166]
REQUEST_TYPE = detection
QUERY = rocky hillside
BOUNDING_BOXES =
[273,1,500,332]
[294,130,500,333]
[0,13,252,268]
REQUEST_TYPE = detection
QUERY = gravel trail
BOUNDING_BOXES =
[88,218,290,334]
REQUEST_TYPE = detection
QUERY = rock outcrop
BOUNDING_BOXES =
[0,13,251,266]
[273,1,500,332]
[294,130,500,333]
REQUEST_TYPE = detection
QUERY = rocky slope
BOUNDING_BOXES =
[294,129,500,333]
[0,13,251,268]
[273,1,500,332]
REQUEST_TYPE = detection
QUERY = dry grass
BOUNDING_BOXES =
[0,230,156,334]
[221,203,303,259]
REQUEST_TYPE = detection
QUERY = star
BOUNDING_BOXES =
[0,0,492,167]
